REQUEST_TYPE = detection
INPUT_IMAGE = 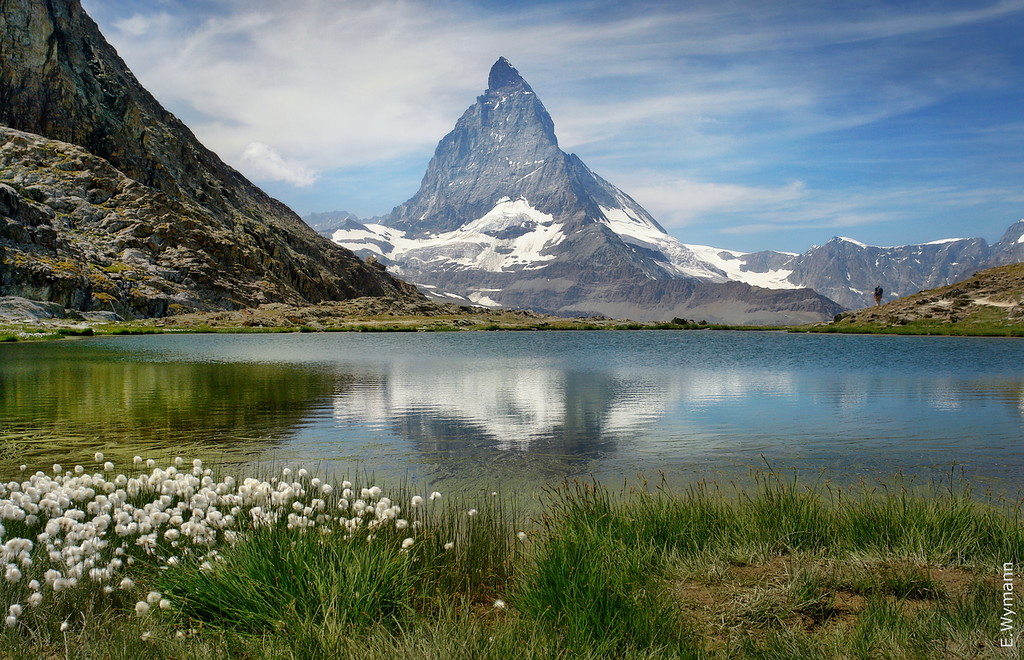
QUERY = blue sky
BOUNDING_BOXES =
[81,0,1024,253]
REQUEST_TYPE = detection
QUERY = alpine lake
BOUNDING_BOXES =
[1,330,1022,496]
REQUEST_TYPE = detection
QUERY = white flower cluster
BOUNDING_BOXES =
[0,458,443,629]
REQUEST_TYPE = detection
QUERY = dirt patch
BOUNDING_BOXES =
[669,554,993,652]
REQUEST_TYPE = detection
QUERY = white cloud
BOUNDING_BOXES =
[111,13,167,36]
[613,175,807,228]
[239,142,318,187]
[94,1,1022,176]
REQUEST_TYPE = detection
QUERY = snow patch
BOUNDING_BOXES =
[598,206,729,281]
[330,199,566,274]
[468,292,502,307]
[683,244,800,289]
[836,236,869,248]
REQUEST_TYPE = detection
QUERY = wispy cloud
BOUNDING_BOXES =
[81,0,1024,249]
[240,142,318,187]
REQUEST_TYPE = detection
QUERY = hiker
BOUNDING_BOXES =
[873,285,883,306]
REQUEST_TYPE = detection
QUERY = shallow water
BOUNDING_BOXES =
[1,331,1021,492]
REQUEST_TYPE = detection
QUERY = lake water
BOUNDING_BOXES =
[1,331,1021,493]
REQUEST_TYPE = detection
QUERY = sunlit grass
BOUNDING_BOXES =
[1,458,1020,658]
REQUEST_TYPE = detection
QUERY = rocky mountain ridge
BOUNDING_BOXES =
[327,57,842,324]
[0,0,419,318]
[736,221,1024,310]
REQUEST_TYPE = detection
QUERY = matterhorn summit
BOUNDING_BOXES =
[330,58,842,323]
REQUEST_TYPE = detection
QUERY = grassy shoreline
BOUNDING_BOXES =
[1,458,1020,658]
[3,311,1022,342]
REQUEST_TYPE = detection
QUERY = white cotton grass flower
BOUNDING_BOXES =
[517,531,528,542]
[493,599,507,610]
[5,564,23,583]
[0,456,459,627]
[60,620,69,632]
[94,452,104,463]
[467,509,478,517]
[5,615,16,628]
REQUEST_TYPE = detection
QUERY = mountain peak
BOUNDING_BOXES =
[487,57,531,93]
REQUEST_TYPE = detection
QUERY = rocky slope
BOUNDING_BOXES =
[832,262,1024,328]
[0,0,418,318]
[329,58,841,324]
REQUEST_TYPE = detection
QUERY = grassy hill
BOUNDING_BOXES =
[814,262,1024,336]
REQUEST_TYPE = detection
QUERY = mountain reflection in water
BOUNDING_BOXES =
[1,332,1021,492]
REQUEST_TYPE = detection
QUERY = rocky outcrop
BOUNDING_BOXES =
[0,0,420,317]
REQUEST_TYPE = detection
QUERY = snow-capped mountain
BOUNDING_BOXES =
[324,57,840,324]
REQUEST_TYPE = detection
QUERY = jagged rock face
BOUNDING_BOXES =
[782,237,992,310]
[992,220,1024,265]
[1,126,415,317]
[331,57,840,323]
[0,0,419,317]
[387,57,577,236]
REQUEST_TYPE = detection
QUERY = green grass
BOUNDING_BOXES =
[0,464,1021,658]
[797,319,1024,337]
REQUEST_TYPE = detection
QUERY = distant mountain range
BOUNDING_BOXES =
[319,58,1021,320]
[321,58,842,324]
[691,222,1023,310]
[0,0,418,319]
